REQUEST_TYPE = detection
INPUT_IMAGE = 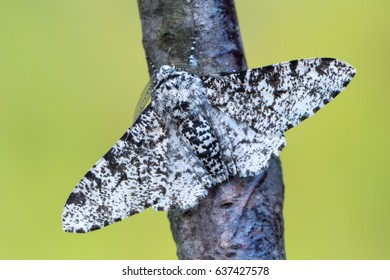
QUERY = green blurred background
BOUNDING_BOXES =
[1,0,389,259]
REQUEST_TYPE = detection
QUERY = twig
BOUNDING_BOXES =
[137,0,286,259]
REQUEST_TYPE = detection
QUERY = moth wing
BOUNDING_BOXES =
[204,104,286,177]
[203,58,356,135]
[155,126,215,211]
[62,106,215,233]
[62,106,171,233]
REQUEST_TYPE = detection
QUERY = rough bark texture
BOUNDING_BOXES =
[137,0,286,259]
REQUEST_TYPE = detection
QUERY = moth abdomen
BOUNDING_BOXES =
[179,113,228,182]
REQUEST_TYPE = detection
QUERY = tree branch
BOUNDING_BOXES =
[137,0,286,259]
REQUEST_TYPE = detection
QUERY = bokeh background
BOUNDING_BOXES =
[1,0,389,259]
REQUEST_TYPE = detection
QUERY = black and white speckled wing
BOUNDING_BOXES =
[159,126,215,210]
[204,104,286,177]
[202,58,356,135]
[62,106,216,233]
[62,107,168,232]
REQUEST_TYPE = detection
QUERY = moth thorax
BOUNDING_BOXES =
[169,91,204,121]
[153,79,205,121]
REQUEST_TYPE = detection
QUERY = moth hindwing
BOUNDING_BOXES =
[62,58,355,233]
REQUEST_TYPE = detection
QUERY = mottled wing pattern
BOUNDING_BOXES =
[202,58,356,135]
[200,58,355,176]
[205,104,286,177]
[159,126,214,210]
[62,107,170,233]
[62,106,216,233]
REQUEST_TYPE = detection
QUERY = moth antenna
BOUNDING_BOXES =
[146,56,157,75]
[188,38,199,68]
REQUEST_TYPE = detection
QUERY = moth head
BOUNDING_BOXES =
[151,65,205,121]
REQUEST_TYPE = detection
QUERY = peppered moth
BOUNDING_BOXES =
[62,58,355,233]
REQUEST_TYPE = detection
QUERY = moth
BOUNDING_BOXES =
[62,58,355,233]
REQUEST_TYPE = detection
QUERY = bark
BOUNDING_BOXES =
[137,0,286,259]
